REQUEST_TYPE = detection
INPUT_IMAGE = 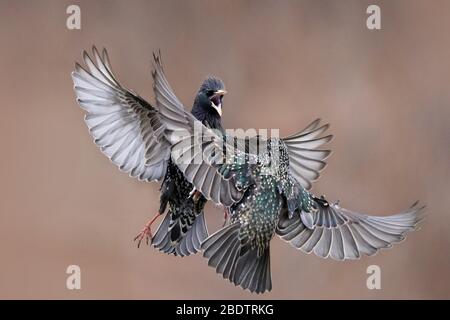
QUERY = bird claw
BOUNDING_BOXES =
[134,226,153,248]
[134,219,156,248]
[134,213,161,248]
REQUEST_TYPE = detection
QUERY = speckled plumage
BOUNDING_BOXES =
[152,76,226,256]
[201,132,423,294]
[151,160,208,255]
[71,47,424,295]
[203,138,305,292]
[229,139,290,252]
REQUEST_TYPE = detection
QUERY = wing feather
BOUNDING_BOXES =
[71,46,171,182]
[277,202,424,260]
[283,119,333,190]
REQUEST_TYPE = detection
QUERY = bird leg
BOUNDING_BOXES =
[134,212,161,248]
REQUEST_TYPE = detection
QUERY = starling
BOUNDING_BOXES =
[196,130,424,293]
[71,47,424,294]
[144,67,424,294]
[71,47,227,256]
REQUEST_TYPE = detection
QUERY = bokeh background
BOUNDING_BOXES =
[1,0,449,299]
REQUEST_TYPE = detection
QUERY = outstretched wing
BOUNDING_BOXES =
[71,47,171,182]
[277,200,424,260]
[150,53,335,205]
[72,47,245,208]
[151,53,244,206]
[282,119,332,190]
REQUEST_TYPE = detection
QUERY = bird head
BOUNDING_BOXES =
[193,76,227,118]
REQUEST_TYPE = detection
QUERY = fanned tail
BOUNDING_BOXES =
[153,210,208,257]
[201,223,272,294]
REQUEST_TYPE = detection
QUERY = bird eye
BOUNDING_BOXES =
[206,90,215,97]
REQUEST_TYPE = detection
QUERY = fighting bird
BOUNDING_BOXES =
[71,47,424,294]
[71,47,228,256]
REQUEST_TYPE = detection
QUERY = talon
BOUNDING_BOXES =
[134,226,152,248]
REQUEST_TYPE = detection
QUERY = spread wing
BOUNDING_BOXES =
[151,52,335,205]
[72,47,333,207]
[277,200,424,260]
[72,47,244,205]
[153,56,334,205]
[282,119,332,190]
[71,47,171,182]
[151,52,245,206]
[170,117,333,206]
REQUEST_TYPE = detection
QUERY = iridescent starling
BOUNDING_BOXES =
[198,130,424,293]
[71,47,228,256]
[143,68,424,294]
[71,47,424,294]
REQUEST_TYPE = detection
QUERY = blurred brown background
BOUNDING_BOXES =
[1,0,449,299]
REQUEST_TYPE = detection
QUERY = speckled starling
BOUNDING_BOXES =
[71,47,227,256]
[197,130,424,293]
[71,47,424,295]
[142,59,424,294]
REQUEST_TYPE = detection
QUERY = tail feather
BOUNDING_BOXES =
[185,212,205,253]
[201,223,272,294]
[217,236,240,275]
[194,214,207,247]
[208,229,238,268]
[248,249,269,293]
[223,240,240,279]
[152,211,175,254]
[153,211,208,257]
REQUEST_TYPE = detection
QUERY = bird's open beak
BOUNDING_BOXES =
[210,90,227,117]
